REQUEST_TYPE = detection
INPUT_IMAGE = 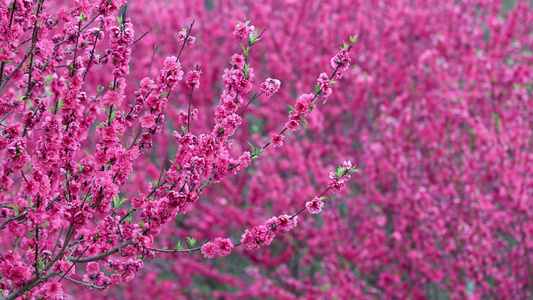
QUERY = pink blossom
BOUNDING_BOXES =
[286,120,299,131]
[330,48,351,79]
[8,222,25,237]
[201,242,217,258]
[176,30,186,42]
[240,229,260,250]
[233,22,255,38]
[306,197,324,214]
[131,193,147,210]
[214,237,234,257]
[239,151,252,168]
[271,134,285,147]
[22,178,39,197]
[139,113,157,128]
[231,54,245,70]
[86,262,100,273]
[186,69,201,88]
[186,36,196,46]
[44,282,63,298]
[317,72,333,103]
[177,30,195,46]
[260,78,281,98]
[276,215,298,234]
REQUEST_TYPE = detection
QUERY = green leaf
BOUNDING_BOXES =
[9,203,20,215]
[187,237,196,247]
[335,166,346,179]
[241,45,250,56]
[139,220,145,229]
[110,109,117,121]
[314,84,321,93]
[251,37,261,45]
[159,92,169,99]
[97,85,105,93]
[176,241,182,250]
[248,141,255,153]
[343,41,348,49]
[287,105,295,114]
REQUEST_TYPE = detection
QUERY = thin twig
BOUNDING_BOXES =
[131,31,150,46]
[148,45,157,77]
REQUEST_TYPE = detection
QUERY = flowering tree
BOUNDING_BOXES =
[2,0,533,299]
[0,0,359,299]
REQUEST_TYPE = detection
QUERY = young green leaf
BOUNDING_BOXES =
[248,141,256,153]
[187,237,196,247]
[288,105,295,114]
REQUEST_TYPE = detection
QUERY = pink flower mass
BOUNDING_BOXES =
[0,0,532,299]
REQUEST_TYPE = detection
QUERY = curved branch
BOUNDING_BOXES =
[70,240,134,263]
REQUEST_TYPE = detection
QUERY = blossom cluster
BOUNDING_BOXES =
[240,214,298,251]
[0,1,358,298]
[98,1,533,299]
[201,237,234,258]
